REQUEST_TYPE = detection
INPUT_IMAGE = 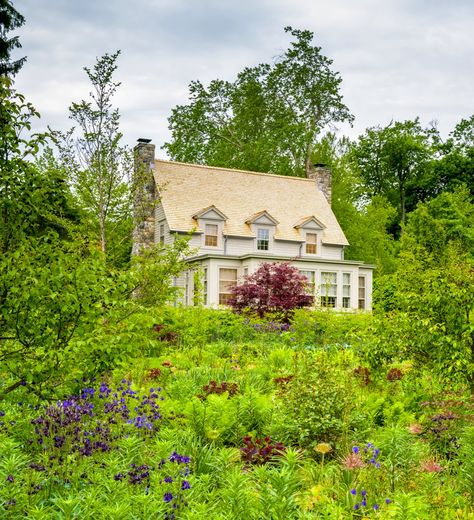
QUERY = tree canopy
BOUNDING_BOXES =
[164,27,353,176]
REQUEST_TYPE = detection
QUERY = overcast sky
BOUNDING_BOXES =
[12,0,474,155]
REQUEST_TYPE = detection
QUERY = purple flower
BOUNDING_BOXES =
[352,446,359,454]
[373,503,379,510]
[385,498,391,504]
[6,475,14,483]
[164,492,173,503]
[353,503,360,510]
[361,499,367,507]
[164,476,173,483]
[181,480,191,490]
[350,488,357,495]
[361,490,367,496]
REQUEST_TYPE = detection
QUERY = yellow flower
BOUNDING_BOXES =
[315,442,332,454]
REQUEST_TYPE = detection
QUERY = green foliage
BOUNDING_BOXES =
[53,51,133,266]
[351,119,437,227]
[131,237,191,307]
[0,236,137,397]
[164,27,352,176]
[273,352,350,447]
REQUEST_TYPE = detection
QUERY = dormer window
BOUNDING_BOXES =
[306,233,317,254]
[257,228,270,250]
[204,224,218,247]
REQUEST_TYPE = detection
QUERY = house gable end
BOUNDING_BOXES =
[295,216,326,230]
[246,210,279,226]
[193,205,228,221]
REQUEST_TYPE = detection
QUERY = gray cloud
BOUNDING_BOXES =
[12,0,474,153]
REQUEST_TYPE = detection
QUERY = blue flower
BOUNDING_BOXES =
[164,476,173,483]
[373,503,379,510]
[385,498,391,504]
[361,490,367,496]
[352,446,359,454]
[181,480,191,490]
[350,488,357,496]
[164,492,173,503]
[353,503,360,510]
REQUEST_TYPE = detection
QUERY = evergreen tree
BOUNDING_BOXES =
[0,0,26,76]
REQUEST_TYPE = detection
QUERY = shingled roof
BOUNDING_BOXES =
[154,159,349,246]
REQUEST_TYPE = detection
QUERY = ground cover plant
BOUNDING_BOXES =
[1,307,473,518]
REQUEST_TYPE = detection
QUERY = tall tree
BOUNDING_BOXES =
[54,51,133,266]
[351,119,436,226]
[164,27,353,176]
[0,0,26,76]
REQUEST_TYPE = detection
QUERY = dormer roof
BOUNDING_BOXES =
[192,205,228,221]
[245,210,279,226]
[294,215,326,230]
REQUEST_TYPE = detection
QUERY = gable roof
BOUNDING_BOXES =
[154,160,349,246]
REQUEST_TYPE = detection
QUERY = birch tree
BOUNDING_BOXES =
[54,51,133,265]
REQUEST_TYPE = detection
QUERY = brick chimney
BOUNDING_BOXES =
[132,138,156,254]
[306,163,332,205]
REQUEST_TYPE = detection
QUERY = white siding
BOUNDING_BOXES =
[320,244,344,260]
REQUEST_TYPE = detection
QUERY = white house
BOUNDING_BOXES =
[133,139,374,310]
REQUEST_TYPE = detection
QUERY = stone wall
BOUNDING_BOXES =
[132,141,156,254]
[306,163,332,205]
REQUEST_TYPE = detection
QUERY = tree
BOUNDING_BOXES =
[164,27,353,176]
[54,51,133,266]
[429,115,474,197]
[229,262,313,321]
[370,189,474,390]
[0,78,76,254]
[0,0,26,76]
[351,119,436,227]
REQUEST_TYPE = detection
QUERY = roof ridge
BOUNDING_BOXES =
[154,158,314,182]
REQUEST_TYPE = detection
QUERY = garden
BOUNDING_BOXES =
[1,307,473,519]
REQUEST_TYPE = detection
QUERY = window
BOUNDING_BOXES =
[257,228,269,250]
[300,270,315,295]
[219,268,237,305]
[342,273,351,308]
[159,223,165,244]
[321,272,337,308]
[306,233,317,254]
[358,276,366,310]
[203,268,208,305]
[205,224,218,247]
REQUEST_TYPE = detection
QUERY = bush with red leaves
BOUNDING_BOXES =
[229,262,313,321]
[197,380,238,399]
[387,368,403,381]
[353,366,371,385]
[240,436,286,465]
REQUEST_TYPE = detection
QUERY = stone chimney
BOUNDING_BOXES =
[306,162,332,205]
[132,138,156,254]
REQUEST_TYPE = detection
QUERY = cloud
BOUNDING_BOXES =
[12,0,474,151]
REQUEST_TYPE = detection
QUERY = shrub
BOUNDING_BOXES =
[229,262,313,321]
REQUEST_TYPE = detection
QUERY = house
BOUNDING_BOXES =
[133,139,374,310]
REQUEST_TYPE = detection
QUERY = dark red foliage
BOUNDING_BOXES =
[197,380,238,399]
[229,262,313,319]
[273,375,294,386]
[240,435,286,465]
[145,368,162,380]
[152,324,178,343]
[387,368,403,381]
[353,366,371,385]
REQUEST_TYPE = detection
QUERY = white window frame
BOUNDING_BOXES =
[320,271,337,308]
[256,227,270,251]
[358,276,366,310]
[305,232,318,255]
[204,222,219,248]
[300,270,316,295]
[219,267,238,306]
[159,222,165,244]
[342,273,351,309]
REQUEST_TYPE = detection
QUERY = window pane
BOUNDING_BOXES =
[306,233,317,254]
[205,224,218,247]
[219,268,238,306]
[257,228,269,250]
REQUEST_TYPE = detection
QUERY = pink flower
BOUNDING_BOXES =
[420,459,443,472]
[342,453,365,470]
[408,423,423,434]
